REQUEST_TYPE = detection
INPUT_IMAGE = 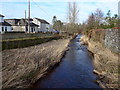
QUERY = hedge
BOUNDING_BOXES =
[1,36,62,51]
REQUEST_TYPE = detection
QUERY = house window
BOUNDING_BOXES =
[26,27,28,32]
[5,27,7,32]
[11,27,13,30]
[31,28,33,32]
[2,27,4,31]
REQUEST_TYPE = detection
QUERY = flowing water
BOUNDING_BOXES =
[33,35,101,88]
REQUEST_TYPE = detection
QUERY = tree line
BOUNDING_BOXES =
[80,9,118,35]
[52,2,118,35]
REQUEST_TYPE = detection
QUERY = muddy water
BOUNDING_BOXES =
[33,35,101,88]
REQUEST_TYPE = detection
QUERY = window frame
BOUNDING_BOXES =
[2,27,4,32]
[5,27,7,32]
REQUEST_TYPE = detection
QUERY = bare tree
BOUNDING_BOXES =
[94,9,104,28]
[66,2,79,33]
[68,2,79,24]
[87,13,96,30]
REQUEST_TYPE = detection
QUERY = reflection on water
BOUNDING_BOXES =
[33,35,101,88]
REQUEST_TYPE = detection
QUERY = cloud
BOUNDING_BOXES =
[0,1,118,24]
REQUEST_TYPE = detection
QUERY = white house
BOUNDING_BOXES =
[17,19,39,33]
[5,18,39,33]
[0,14,12,33]
[33,18,50,32]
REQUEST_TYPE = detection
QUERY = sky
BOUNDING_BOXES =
[0,0,119,24]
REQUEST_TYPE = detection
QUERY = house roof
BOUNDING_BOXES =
[18,19,39,27]
[18,19,27,26]
[0,21,12,26]
[25,18,33,21]
[5,18,39,27]
[30,23,39,27]
[5,19,20,26]
[0,14,4,17]
[34,18,49,24]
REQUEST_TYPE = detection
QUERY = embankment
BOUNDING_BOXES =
[2,38,70,89]
[80,35,119,88]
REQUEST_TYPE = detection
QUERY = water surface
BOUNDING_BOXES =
[33,35,101,88]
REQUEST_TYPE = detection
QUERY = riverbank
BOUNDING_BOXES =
[2,38,70,89]
[30,35,100,88]
[80,35,119,88]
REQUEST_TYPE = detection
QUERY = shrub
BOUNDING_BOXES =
[1,36,62,51]
[88,29,105,44]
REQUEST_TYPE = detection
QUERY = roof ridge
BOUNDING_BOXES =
[0,14,4,17]
[34,18,49,24]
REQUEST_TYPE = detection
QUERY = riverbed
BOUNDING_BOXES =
[32,35,101,88]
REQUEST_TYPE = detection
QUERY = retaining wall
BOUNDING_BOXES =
[105,29,120,53]
[90,29,119,53]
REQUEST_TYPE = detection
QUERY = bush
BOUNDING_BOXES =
[88,29,105,44]
[1,36,62,51]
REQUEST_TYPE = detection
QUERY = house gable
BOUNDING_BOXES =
[0,14,4,17]
[34,18,49,24]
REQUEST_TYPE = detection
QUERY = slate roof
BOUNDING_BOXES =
[35,18,49,24]
[18,19,39,27]
[5,18,39,27]
[18,19,27,26]
[0,14,4,17]
[29,23,39,27]
[5,19,20,26]
[0,21,12,26]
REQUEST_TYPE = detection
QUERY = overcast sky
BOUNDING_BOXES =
[0,0,119,24]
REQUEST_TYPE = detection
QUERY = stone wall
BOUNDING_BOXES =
[90,29,119,53]
[105,29,120,53]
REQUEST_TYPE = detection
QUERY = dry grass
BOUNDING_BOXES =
[2,39,70,89]
[80,35,119,88]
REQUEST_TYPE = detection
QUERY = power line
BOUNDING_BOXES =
[31,0,52,17]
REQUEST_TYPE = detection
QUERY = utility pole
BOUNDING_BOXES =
[25,10,26,32]
[28,0,30,33]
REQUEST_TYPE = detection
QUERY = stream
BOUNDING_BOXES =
[33,35,101,88]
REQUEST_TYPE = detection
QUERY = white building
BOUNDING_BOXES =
[0,14,12,33]
[5,18,39,33]
[33,18,50,32]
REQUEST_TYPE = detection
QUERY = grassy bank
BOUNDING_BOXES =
[80,35,119,88]
[2,38,70,89]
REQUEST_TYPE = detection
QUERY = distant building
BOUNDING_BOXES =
[5,18,39,33]
[2,15,52,33]
[5,19,21,31]
[0,14,12,33]
[33,18,50,32]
